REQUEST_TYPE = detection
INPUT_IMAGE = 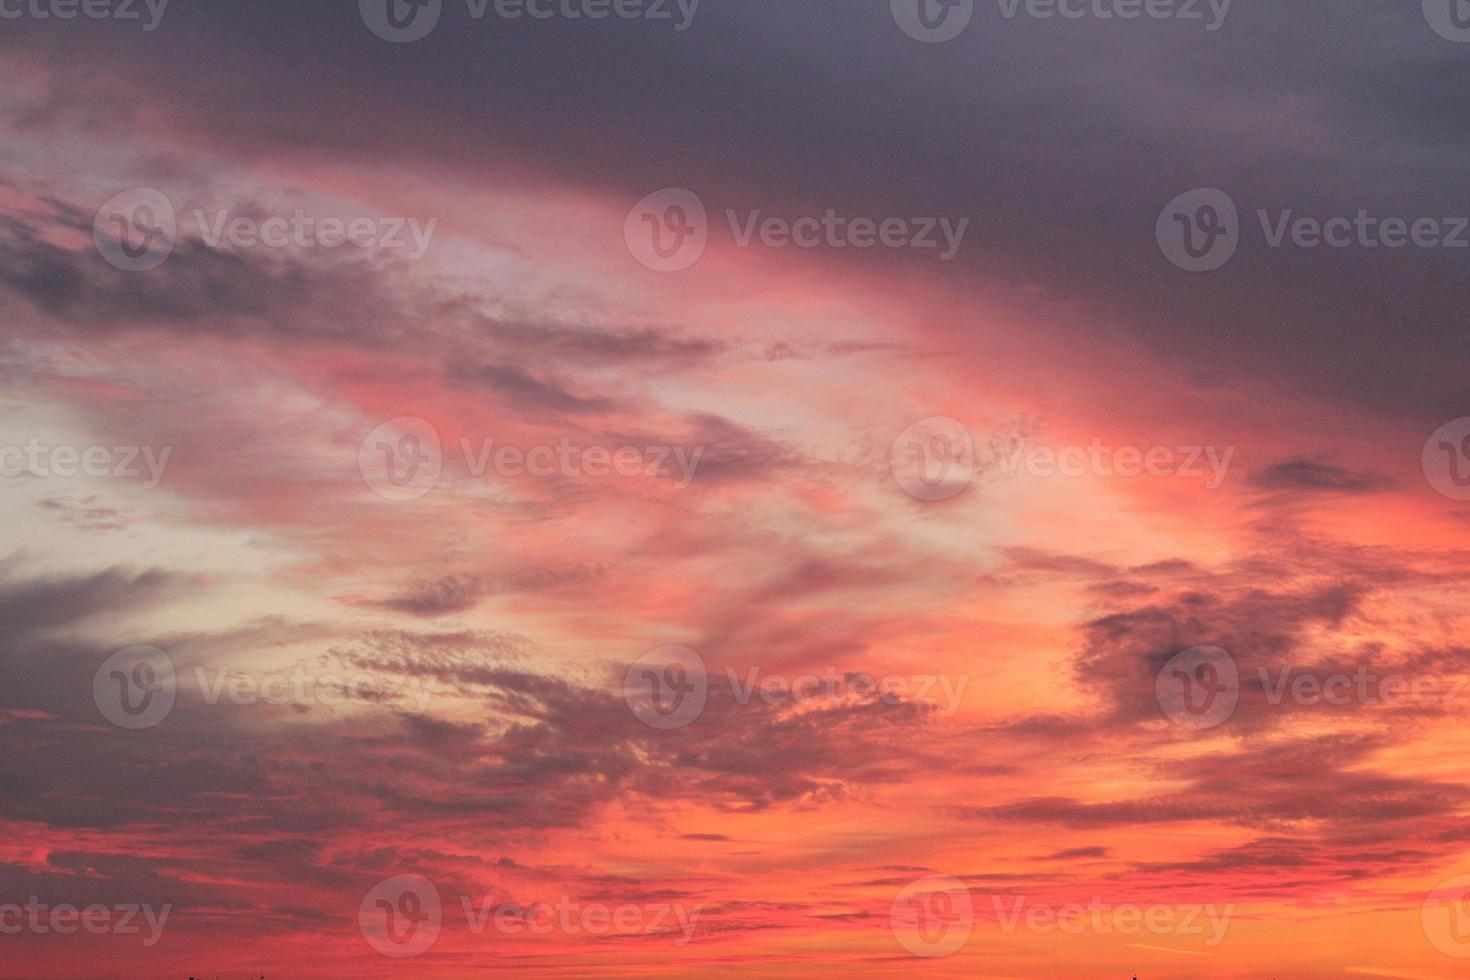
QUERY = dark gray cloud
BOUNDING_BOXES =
[1249,457,1397,495]
[4,1,1467,423]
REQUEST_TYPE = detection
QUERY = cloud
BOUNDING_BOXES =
[1249,458,1397,495]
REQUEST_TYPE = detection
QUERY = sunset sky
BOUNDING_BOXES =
[3,1,1470,977]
